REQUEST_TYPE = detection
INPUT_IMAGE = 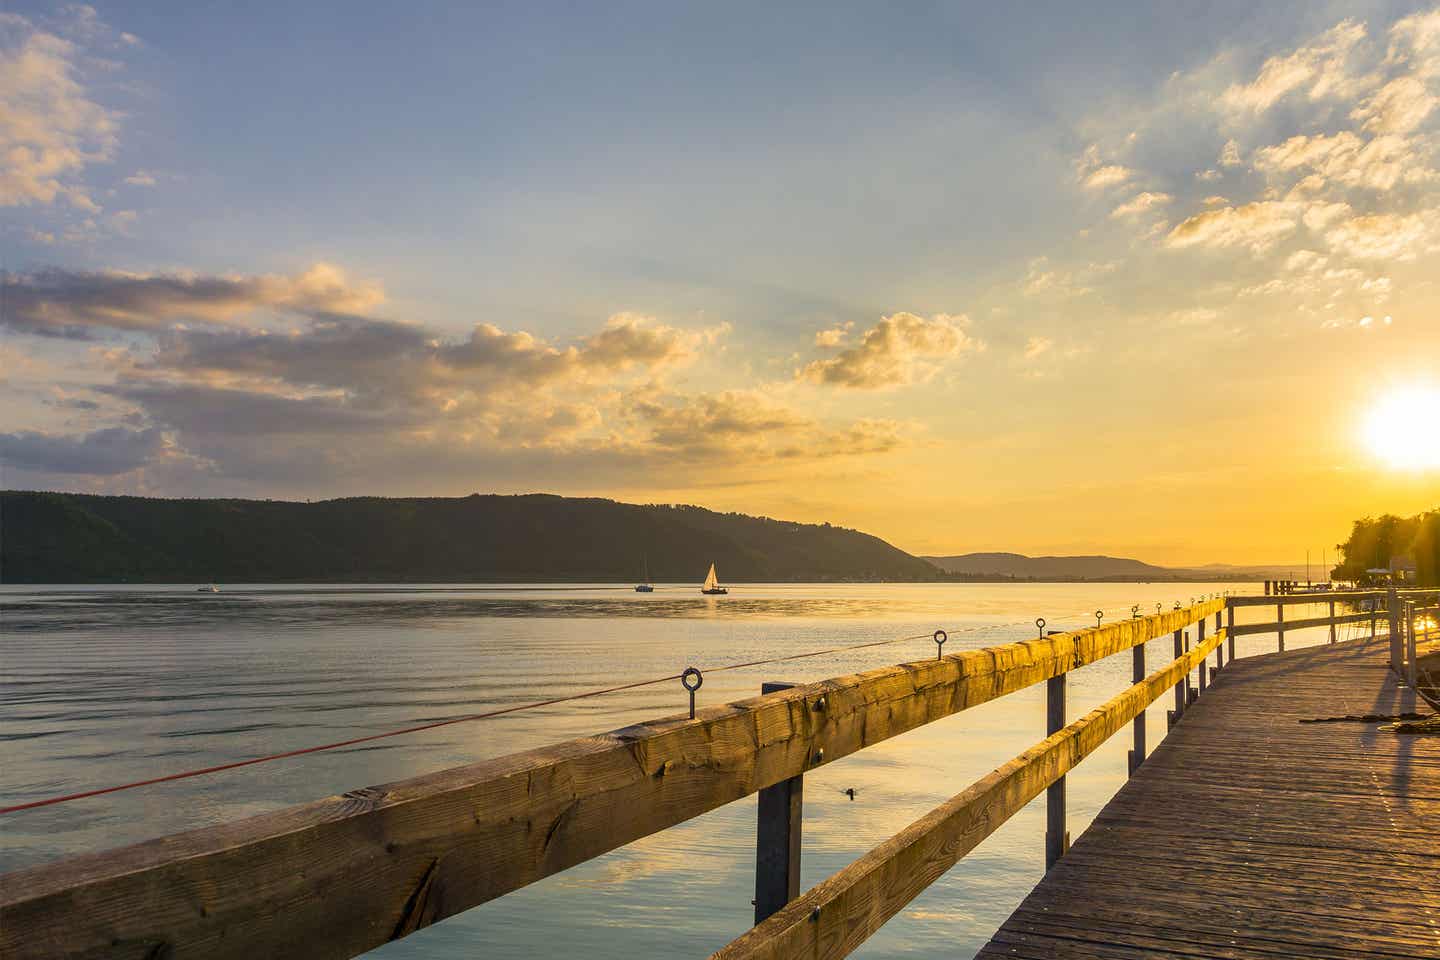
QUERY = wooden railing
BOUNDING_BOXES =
[1226,586,1440,669]
[2,589,1434,960]
[1401,599,1439,689]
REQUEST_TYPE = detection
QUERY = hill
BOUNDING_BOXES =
[0,491,942,583]
[924,552,1171,580]
[923,552,1298,582]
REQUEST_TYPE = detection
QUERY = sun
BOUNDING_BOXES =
[1363,384,1440,470]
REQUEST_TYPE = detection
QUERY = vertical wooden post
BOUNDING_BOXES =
[1370,595,1377,639]
[1276,601,1285,653]
[1172,628,1185,720]
[1226,601,1236,662]
[1405,603,1418,689]
[754,681,803,923]
[1197,620,1207,693]
[1128,642,1145,775]
[1329,599,1337,644]
[1045,672,1067,869]
[1388,587,1401,673]
[1264,580,1271,596]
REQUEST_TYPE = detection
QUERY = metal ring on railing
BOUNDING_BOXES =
[933,629,948,660]
[681,666,704,719]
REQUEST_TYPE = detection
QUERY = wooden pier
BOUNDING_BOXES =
[978,634,1440,960]
[2,590,1438,959]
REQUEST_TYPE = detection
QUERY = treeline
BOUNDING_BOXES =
[1332,508,1440,586]
[0,490,944,583]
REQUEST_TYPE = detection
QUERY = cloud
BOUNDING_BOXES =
[1220,19,1368,113]
[1218,139,1241,166]
[1110,191,1172,219]
[1323,212,1433,260]
[1285,249,1328,272]
[1322,313,1394,330]
[123,170,157,186]
[1164,201,1298,254]
[3,263,386,338]
[630,389,908,462]
[0,10,123,211]
[1353,76,1438,133]
[1022,336,1053,360]
[1388,8,1440,78]
[813,321,853,347]
[1022,257,1116,299]
[108,381,407,437]
[798,312,979,389]
[24,285,902,486]
[1167,307,1220,325]
[1300,200,1351,231]
[578,313,724,372]
[143,309,725,422]
[0,425,163,475]
[1252,132,1426,192]
[1081,165,1133,190]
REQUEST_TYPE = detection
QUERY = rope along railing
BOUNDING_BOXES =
[0,613,1107,816]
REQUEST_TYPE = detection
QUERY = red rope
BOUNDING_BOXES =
[0,613,1073,815]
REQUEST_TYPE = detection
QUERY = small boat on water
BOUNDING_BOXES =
[700,562,728,595]
[635,555,654,593]
[196,584,219,593]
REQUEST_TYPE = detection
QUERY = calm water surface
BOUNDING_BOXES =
[1,582,1355,957]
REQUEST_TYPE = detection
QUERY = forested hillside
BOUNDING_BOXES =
[0,491,942,583]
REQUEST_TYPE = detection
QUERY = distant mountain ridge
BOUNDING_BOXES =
[924,552,1304,582]
[0,490,940,583]
[0,490,1296,584]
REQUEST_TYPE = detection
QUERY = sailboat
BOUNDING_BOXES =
[700,562,728,595]
[635,555,654,592]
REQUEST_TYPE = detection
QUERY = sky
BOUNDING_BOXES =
[2,1,1439,564]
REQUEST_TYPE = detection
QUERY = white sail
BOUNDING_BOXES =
[703,563,719,591]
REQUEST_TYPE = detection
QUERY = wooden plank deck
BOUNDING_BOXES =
[977,635,1440,960]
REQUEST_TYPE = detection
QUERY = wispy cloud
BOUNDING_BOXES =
[0,7,126,213]
[3,264,385,338]
[1219,19,1368,113]
[798,312,980,389]
[1110,191,1171,219]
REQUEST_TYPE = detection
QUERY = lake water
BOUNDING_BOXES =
[0,582,1360,957]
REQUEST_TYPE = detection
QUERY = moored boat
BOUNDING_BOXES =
[700,562,727,595]
[635,555,654,592]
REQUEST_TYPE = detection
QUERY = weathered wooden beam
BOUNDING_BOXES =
[1226,588,1440,609]
[1229,610,1375,637]
[0,601,1224,960]
[709,630,1227,960]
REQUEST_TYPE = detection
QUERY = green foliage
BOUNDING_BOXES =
[0,491,943,583]
[1414,511,1440,588]
[1332,508,1439,587]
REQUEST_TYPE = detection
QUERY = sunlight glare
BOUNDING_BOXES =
[1363,384,1440,470]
